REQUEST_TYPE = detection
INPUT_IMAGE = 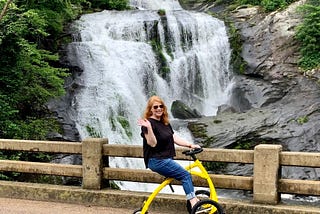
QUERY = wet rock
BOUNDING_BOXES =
[171,100,202,119]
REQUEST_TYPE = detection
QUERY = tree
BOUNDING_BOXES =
[0,0,12,21]
[0,1,70,139]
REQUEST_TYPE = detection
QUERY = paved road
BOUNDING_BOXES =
[0,197,163,214]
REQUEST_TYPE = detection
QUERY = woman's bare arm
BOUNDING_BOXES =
[173,134,200,149]
[138,119,157,147]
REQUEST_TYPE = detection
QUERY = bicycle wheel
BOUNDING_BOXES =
[133,208,148,214]
[190,199,224,214]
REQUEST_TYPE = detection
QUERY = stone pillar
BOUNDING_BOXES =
[82,138,107,189]
[253,144,282,204]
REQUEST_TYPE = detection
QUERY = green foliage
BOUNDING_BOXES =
[225,20,247,74]
[108,115,133,139]
[262,0,296,11]
[0,94,19,137]
[86,125,102,138]
[150,39,170,79]
[0,0,83,140]
[90,0,129,10]
[237,0,260,5]
[158,9,166,16]
[15,41,67,103]
[296,116,308,125]
[0,150,52,162]
[295,2,320,70]
[203,161,226,172]
[117,116,132,138]
[233,141,253,149]
[237,0,297,11]
[15,117,62,140]
[213,119,222,124]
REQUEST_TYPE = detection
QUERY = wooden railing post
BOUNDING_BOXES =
[82,138,108,190]
[253,144,282,204]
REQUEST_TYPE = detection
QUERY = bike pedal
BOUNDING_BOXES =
[195,206,212,214]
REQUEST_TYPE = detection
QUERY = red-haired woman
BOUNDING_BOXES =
[138,95,201,208]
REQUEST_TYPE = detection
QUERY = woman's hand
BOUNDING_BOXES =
[137,118,151,128]
[190,144,201,149]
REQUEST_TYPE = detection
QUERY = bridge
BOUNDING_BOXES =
[0,138,320,213]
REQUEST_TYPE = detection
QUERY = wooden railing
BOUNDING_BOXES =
[0,138,319,205]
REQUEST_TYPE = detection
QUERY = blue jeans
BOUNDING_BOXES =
[148,158,196,200]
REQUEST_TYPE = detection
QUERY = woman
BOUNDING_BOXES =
[138,95,201,208]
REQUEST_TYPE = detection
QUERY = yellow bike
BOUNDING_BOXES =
[133,148,225,214]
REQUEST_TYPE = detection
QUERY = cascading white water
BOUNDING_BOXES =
[67,0,233,192]
[130,0,182,10]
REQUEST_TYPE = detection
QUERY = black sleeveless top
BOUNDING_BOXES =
[141,118,176,168]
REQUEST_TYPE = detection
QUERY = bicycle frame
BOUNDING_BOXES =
[140,158,218,214]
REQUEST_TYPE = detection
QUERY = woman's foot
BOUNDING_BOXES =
[190,197,200,208]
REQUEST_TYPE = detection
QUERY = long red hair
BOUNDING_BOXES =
[143,96,169,125]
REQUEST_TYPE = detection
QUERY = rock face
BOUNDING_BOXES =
[47,74,81,142]
[188,1,320,148]
[184,0,320,179]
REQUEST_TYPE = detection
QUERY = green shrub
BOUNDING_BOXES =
[262,0,295,11]
[90,0,129,10]
[86,125,102,138]
[296,116,308,125]
[295,2,320,70]
[150,39,170,79]
[158,9,166,16]
[117,116,132,138]
[203,161,226,172]
[225,20,247,74]
[237,0,297,11]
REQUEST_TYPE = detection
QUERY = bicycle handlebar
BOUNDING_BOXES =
[182,148,203,158]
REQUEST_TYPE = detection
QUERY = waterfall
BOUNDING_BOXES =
[66,0,233,192]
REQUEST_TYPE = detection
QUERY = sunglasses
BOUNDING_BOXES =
[153,105,164,110]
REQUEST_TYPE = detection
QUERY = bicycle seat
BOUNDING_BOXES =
[182,147,203,156]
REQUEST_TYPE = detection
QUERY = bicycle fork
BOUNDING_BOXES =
[140,178,174,214]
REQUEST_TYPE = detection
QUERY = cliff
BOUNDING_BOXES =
[182,0,320,179]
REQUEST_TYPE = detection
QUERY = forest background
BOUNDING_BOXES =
[0,0,319,179]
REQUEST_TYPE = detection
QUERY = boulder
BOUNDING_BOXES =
[171,100,202,119]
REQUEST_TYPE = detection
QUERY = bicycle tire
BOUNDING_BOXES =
[190,199,224,214]
[195,190,210,198]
